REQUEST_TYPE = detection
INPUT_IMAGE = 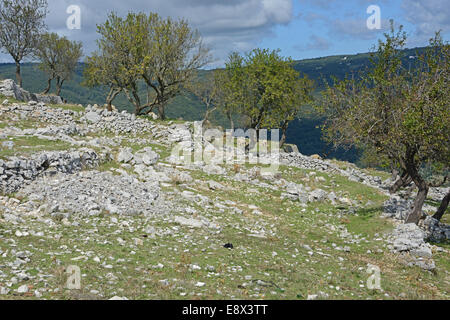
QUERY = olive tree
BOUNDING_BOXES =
[84,12,210,117]
[185,70,222,123]
[0,0,47,87]
[83,12,145,111]
[318,22,449,224]
[35,32,82,95]
[217,49,314,146]
[140,15,210,119]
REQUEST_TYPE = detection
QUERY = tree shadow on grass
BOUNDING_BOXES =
[354,206,384,219]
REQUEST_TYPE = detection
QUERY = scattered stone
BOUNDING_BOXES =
[117,148,134,163]
[109,296,128,300]
[18,170,159,216]
[208,180,225,190]
[203,164,226,175]
[85,111,102,124]
[17,285,29,293]
[0,149,100,194]
[174,216,204,228]
[383,196,413,221]
[423,216,450,242]
[390,223,435,270]
[308,189,328,202]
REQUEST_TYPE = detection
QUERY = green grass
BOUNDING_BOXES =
[0,93,21,104]
[0,117,48,130]
[0,136,73,159]
[1,162,448,300]
[49,104,85,113]
[0,99,448,300]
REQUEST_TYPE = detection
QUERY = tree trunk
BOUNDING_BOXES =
[280,132,286,148]
[55,77,64,96]
[132,90,141,115]
[106,89,113,112]
[15,62,22,87]
[405,186,428,224]
[226,110,234,131]
[280,121,289,148]
[158,104,166,120]
[42,78,52,94]
[403,147,429,224]
[391,169,399,180]
[433,191,450,222]
[106,87,120,112]
[204,105,217,122]
[405,165,429,224]
[389,171,413,194]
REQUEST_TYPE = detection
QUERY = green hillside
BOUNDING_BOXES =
[0,47,426,163]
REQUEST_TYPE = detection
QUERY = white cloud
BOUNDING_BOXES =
[402,0,450,40]
[332,18,389,40]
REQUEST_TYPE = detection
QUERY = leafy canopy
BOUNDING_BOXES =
[217,48,314,133]
[318,21,449,223]
[35,32,82,95]
[84,11,210,118]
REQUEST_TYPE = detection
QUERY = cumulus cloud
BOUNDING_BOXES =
[299,0,450,45]
[332,18,389,40]
[2,0,447,64]
[402,0,450,40]
[298,0,391,8]
[297,0,389,44]
[1,0,294,64]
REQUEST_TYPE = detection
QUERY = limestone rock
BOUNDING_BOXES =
[203,164,226,175]
[117,148,134,163]
[174,216,204,228]
[308,189,328,202]
[85,111,102,124]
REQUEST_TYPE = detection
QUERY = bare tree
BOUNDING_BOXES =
[185,71,221,123]
[0,0,48,87]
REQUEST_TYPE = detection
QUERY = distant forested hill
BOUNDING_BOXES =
[0,47,426,164]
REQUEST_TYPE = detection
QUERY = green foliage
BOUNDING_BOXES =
[320,24,449,169]
[0,0,48,86]
[217,48,314,143]
[83,12,146,110]
[34,32,82,95]
[84,11,210,118]
[318,21,450,222]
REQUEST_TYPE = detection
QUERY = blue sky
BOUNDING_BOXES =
[261,0,450,60]
[1,0,449,66]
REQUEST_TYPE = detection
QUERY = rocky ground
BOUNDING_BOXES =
[0,96,449,300]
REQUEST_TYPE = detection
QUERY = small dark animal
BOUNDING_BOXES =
[224,243,234,249]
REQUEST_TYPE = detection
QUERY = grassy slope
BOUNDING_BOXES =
[0,103,448,300]
[1,147,448,300]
